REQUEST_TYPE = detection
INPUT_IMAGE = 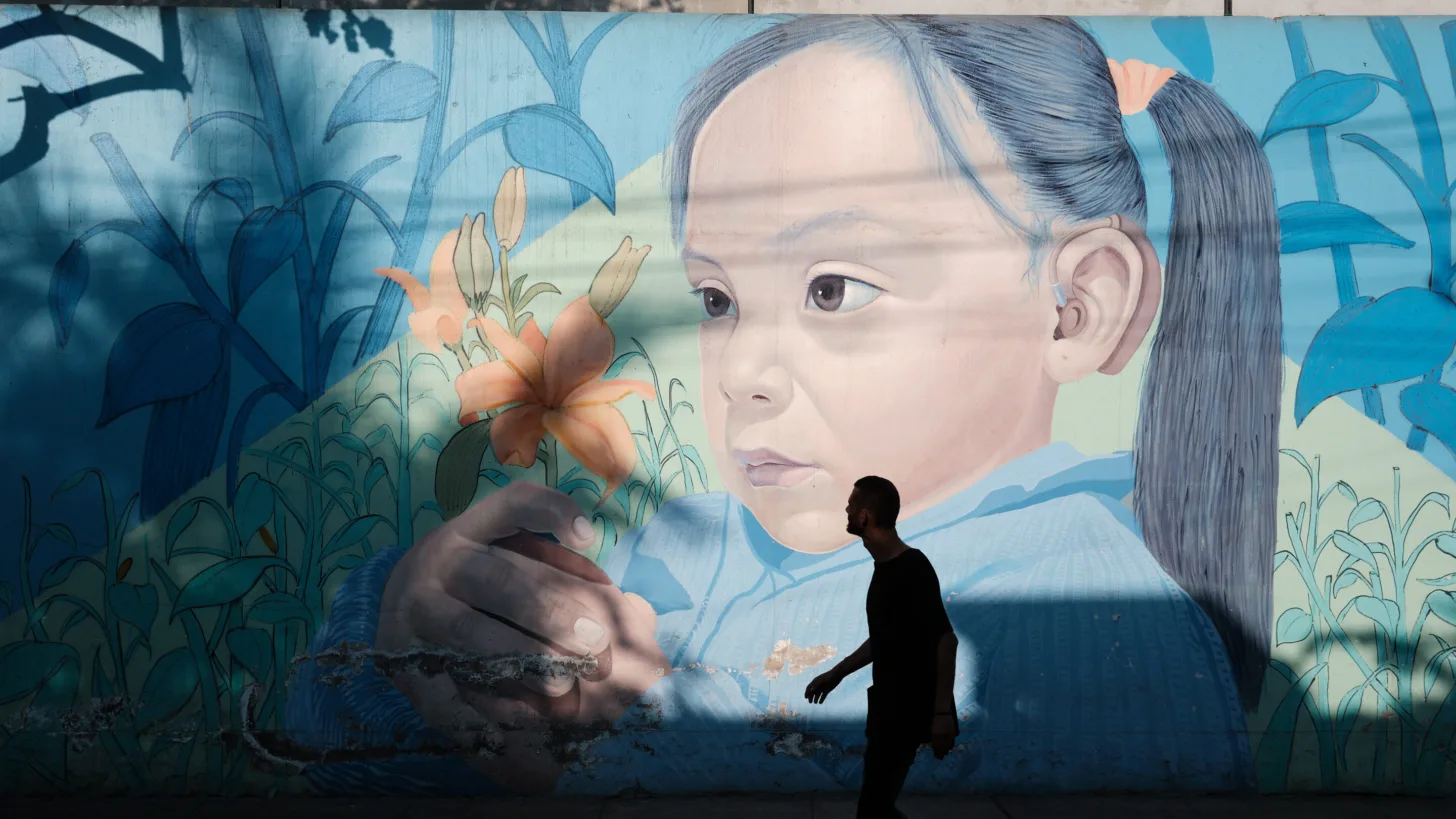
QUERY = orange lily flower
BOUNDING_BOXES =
[375,227,472,354]
[456,296,655,496]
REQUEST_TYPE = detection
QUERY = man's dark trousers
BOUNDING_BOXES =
[857,721,922,819]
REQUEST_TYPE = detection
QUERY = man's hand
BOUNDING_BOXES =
[930,713,957,759]
[804,669,843,704]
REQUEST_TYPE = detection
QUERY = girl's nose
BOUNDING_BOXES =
[718,323,793,407]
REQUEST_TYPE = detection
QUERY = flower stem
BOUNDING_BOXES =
[544,436,559,489]
[499,245,516,330]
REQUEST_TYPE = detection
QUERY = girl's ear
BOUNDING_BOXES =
[1042,217,1162,384]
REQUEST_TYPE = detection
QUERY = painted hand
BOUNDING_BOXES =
[375,481,669,792]
[930,714,957,760]
[804,670,842,704]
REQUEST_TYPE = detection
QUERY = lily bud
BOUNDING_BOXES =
[589,236,652,319]
[453,213,493,311]
[494,167,527,251]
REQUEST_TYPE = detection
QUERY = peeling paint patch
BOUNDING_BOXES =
[760,640,836,680]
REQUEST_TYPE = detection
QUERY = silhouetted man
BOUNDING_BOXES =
[805,476,958,819]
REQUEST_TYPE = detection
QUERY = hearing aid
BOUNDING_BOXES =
[1046,215,1162,375]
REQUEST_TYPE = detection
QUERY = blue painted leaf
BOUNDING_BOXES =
[1400,382,1456,458]
[1425,644,1456,696]
[332,554,367,572]
[139,355,230,520]
[1262,70,1381,144]
[1353,595,1401,635]
[325,60,441,142]
[1278,201,1413,254]
[233,473,276,543]
[38,556,97,592]
[0,581,11,613]
[326,432,372,459]
[228,207,304,314]
[1329,531,1376,567]
[1275,607,1312,645]
[1437,533,1456,560]
[1423,572,1456,588]
[1334,684,1365,769]
[1151,18,1214,83]
[502,104,616,213]
[1428,590,1456,626]
[0,642,80,707]
[96,303,226,427]
[320,515,389,560]
[49,240,89,347]
[1254,662,1325,791]
[109,583,159,634]
[246,592,313,627]
[1333,567,1366,596]
[226,628,273,681]
[171,557,294,617]
[364,458,390,500]
[1347,498,1388,531]
[134,648,199,731]
[1294,288,1456,425]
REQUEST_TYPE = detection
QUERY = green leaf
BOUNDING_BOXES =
[0,642,81,707]
[409,433,445,461]
[109,582,159,634]
[1273,551,1291,571]
[165,499,201,555]
[354,359,398,407]
[1254,662,1325,791]
[233,473,276,540]
[1275,608,1313,645]
[322,460,355,484]
[1334,685,1365,769]
[1436,533,1456,560]
[1421,571,1456,587]
[436,420,494,520]
[1353,595,1401,635]
[1330,530,1377,567]
[321,515,390,560]
[57,607,89,640]
[1424,645,1456,697]
[365,424,399,454]
[1331,481,1359,504]
[515,281,561,312]
[1427,590,1456,626]
[1348,498,1388,530]
[226,628,273,682]
[1333,567,1367,596]
[38,556,100,592]
[364,458,391,500]
[246,593,313,627]
[331,554,367,572]
[171,557,295,617]
[134,648,199,731]
[326,432,372,459]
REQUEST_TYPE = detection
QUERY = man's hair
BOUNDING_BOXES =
[853,476,900,527]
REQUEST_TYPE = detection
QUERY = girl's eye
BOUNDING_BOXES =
[806,275,882,313]
[697,286,737,319]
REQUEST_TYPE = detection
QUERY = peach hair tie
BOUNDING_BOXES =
[1106,58,1177,116]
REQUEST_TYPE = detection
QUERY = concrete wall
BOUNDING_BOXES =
[6,4,1456,799]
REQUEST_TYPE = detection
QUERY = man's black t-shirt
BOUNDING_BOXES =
[865,547,954,742]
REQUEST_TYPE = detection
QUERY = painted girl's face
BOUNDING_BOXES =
[682,44,1062,554]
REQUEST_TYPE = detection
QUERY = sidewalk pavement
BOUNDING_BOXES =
[4,794,1456,819]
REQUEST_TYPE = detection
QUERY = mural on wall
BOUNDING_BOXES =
[5,5,1456,798]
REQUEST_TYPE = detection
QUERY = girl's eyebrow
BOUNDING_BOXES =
[776,207,889,245]
[681,247,725,270]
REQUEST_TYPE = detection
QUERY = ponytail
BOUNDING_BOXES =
[1141,75,1282,710]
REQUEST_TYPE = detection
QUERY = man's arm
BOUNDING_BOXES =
[933,631,958,716]
[829,638,872,681]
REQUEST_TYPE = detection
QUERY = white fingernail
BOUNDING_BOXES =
[575,617,606,648]
[572,516,594,543]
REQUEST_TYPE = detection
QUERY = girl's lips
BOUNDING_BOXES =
[734,448,820,488]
